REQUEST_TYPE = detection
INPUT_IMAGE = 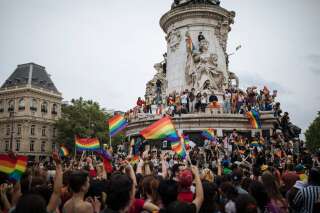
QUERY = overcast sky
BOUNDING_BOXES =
[0,0,319,134]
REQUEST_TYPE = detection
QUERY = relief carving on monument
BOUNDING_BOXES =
[166,29,182,52]
[185,32,226,92]
[215,19,231,52]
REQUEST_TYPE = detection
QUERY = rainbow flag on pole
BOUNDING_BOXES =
[59,145,69,157]
[108,114,128,137]
[140,116,179,142]
[246,109,261,129]
[171,137,187,159]
[201,128,216,141]
[75,137,100,151]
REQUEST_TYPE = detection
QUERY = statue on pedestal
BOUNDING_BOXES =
[185,32,226,92]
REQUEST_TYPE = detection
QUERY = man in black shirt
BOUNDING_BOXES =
[198,32,205,42]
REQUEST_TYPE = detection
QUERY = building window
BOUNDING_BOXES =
[17,124,22,135]
[18,98,25,111]
[30,140,34,152]
[30,99,37,111]
[41,141,46,152]
[31,125,35,136]
[52,103,58,115]
[6,125,10,136]
[41,101,48,113]
[8,100,14,112]
[42,126,46,136]
[16,140,20,151]
[53,127,56,137]
[5,141,9,151]
[0,100,4,112]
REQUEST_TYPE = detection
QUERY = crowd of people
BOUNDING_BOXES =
[126,86,278,121]
[0,126,319,213]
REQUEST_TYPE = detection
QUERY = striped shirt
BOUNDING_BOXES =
[293,185,320,213]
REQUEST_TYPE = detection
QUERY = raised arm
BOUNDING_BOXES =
[191,166,204,213]
[47,152,63,213]
[0,183,11,211]
[161,152,168,179]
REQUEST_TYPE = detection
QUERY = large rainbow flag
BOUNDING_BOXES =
[108,114,128,137]
[75,137,100,151]
[140,116,179,142]
[0,154,28,181]
[171,137,187,159]
[246,109,261,129]
[201,128,216,141]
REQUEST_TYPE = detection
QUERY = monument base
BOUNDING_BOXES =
[125,112,276,139]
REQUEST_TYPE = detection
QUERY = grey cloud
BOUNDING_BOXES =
[310,67,320,75]
[307,54,320,64]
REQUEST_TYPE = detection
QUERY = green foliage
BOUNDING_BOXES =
[305,111,320,152]
[55,97,125,151]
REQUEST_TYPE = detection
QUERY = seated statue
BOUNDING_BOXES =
[172,0,220,8]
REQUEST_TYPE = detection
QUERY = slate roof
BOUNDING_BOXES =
[1,63,59,93]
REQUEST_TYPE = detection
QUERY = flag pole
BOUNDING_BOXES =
[74,136,77,161]
[109,134,112,149]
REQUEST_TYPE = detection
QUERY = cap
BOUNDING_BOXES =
[178,169,193,187]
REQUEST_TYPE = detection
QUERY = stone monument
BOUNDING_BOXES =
[128,1,276,140]
[145,0,237,102]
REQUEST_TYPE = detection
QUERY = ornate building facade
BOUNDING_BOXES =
[0,63,62,159]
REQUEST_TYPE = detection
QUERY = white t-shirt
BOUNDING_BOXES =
[225,92,231,101]
[181,94,188,104]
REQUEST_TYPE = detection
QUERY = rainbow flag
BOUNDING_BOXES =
[140,116,179,142]
[0,155,17,174]
[0,155,28,181]
[75,137,100,151]
[201,128,216,141]
[109,114,128,137]
[171,137,187,159]
[251,141,259,147]
[96,148,113,160]
[246,109,261,129]
[59,145,69,157]
[183,135,190,150]
[8,156,28,181]
[130,155,140,165]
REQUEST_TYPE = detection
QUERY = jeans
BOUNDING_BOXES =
[223,101,231,113]
[189,100,196,113]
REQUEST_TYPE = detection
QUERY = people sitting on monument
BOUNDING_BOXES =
[129,84,281,122]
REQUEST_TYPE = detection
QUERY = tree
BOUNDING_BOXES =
[55,97,125,152]
[305,112,320,152]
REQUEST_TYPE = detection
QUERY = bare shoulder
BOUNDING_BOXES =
[77,202,94,213]
[63,200,93,213]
